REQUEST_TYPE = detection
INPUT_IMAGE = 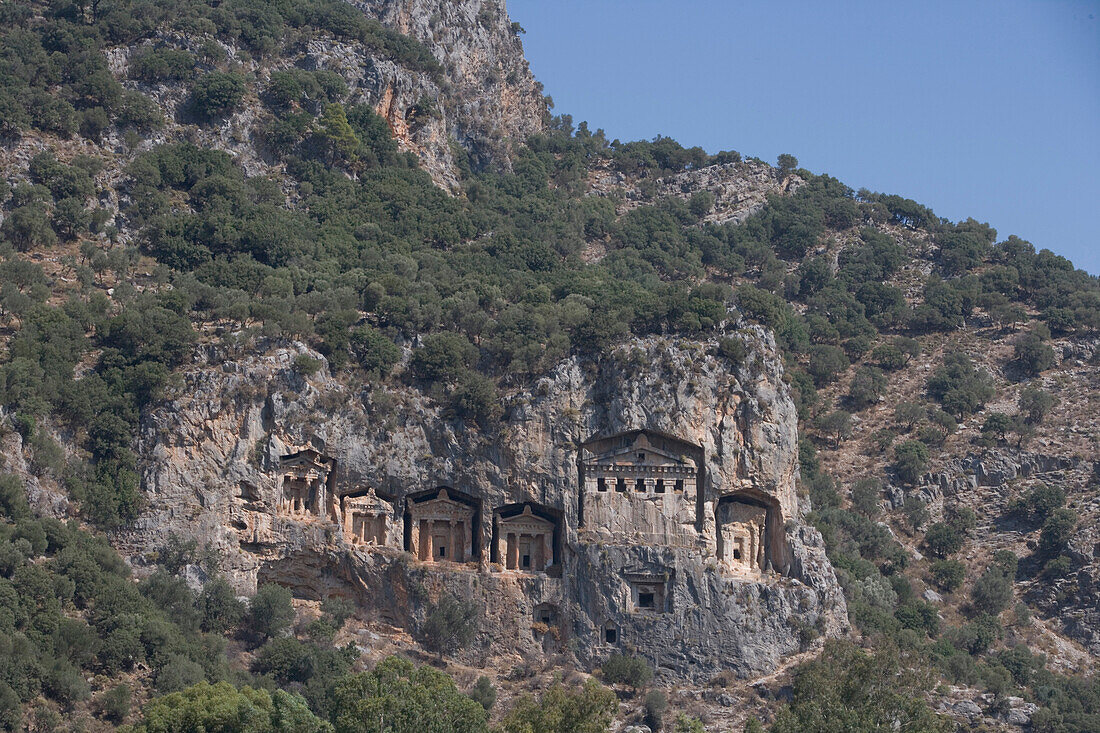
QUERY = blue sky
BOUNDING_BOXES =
[508,0,1100,275]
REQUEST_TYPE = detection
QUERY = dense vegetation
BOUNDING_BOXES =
[1,0,1099,729]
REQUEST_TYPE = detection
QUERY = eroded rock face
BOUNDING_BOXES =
[349,0,546,175]
[129,332,846,681]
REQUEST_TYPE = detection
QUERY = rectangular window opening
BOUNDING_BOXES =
[638,592,655,609]
[655,479,665,494]
[674,479,684,493]
[635,478,646,493]
[597,477,607,492]
[616,478,627,492]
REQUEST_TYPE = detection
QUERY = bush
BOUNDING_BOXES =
[95,683,131,723]
[644,689,668,730]
[808,344,849,386]
[1007,483,1065,523]
[292,354,323,376]
[1038,508,1077,557]
[926,352,995,417]
[971,567,1013,616]
[1013,331,1055,376]
[247,584,295,641]
[924,522,963,558]
[411,333,478,382]
[421,594,478,660]
[469,675,496,711]
[930,559,965,592]
[850,478,881,518]
[1018,385,1056,425]
[189,72,247,120]
[893,440,929,485]
[817,410,852,447]
[500,679,616,733]
[600,653,653,689]
[847,365,887,409]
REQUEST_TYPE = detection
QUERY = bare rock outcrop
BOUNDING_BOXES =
[128,332,846,681]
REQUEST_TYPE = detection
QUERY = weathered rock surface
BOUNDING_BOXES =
[127,332,846,681]
[351,0,546,175]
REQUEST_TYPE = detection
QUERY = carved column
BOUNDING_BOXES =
[506,532,518,569]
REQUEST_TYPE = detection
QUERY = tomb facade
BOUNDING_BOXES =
[406,488,478,563]
[717,500,767,573]
[624,570,671,613]
[341,488,400,549]
[494,504,557,572]
[277,449,336,521]
[580,430,701,546]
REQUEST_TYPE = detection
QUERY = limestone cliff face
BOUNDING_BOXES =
[129,331,846,681]
[348,0,546,177]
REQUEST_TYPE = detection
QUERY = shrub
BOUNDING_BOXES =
[421,594,478,661]
[971,567,1013,615]
[817,410,852,447]
[926,352,995,416]
[500,679,616,733]
[189,72,247,120]
[924,522,963,558]
[644,689,668,730]
[893,440,929,485]
[411,333,478,382]
[717,336,746,368]
[1007,483,1065,523]
[894,402,925,431]
[850,478,881,518]
[1013,331,1055,376]
[1038,508,1077,557]
[292,354,323,376]
[1017,385,1056,425]
[469,675,496,711]
[600,653,653,689]
[847,365,887,409]
[930,559,965,592]
[95,683,131,723]
[247,584,295,641]
[808,344,849,386]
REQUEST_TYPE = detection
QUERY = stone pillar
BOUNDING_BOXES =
[506,532,518,569]
[543,533,553,570]
[418,521,431,561]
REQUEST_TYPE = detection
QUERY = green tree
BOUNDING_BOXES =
[247,584,295,641]
[315,104,362,165]
[776,154,799,178]
[847,365,887,409]
[600,653,653,689]
[1038,508,1077,557]
[1017,385,1055,425]
[330,656,488,733]
[930,559,965,592]
[971,566,1013,615]
[189,72,247,120]
[981,412,1013,442]
[500,679,618,733]
[893,440,929,485]
[817,410,852,448]
[130,681,329,733]
[1013,331,1055,377]
[808,345,849,387]
[770,640,951,733]
[421,594,478,661]
[924,522,963,558]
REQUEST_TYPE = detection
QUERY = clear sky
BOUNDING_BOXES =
[508,0,1100,275]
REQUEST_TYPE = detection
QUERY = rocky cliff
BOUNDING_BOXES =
[129,330,846,681]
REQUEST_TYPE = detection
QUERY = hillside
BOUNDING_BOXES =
[0,0,1098,730]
